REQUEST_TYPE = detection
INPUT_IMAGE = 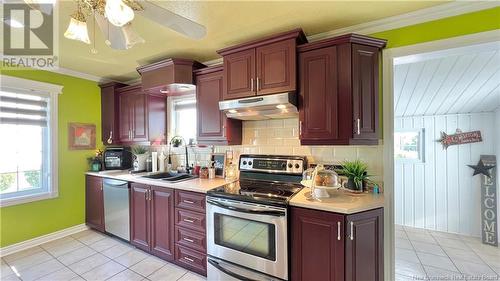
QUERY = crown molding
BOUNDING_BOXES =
[307,1,500,42]
[44,67,109,83]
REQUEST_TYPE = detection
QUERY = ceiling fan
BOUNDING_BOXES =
[61,0,207,52]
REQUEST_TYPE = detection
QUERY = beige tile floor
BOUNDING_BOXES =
[1,229,206,281]
[396,225,500,280]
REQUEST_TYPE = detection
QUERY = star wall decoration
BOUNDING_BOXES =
[467,159,496,178]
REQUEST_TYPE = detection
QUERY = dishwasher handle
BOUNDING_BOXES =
[103,179,128,188]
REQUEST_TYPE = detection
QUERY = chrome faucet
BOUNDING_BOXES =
[169,136,190,174]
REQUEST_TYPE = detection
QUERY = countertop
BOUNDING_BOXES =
[85,170,233,193]
[289,188,385,214]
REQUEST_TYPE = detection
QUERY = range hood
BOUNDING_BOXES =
[137,58,204,95]
[219,92,298,120]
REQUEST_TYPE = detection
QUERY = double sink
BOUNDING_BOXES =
[140,172,197,183]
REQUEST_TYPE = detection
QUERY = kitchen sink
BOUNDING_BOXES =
[140,172,197,183]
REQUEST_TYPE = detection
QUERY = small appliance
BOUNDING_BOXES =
[103,147,132,170]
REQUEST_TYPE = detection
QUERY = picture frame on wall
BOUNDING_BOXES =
[211,153,226,178]
[68,123,96,150]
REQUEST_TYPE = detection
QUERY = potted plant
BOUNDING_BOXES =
[132,145,149,171]
[340,160,371,192]
[87,149,103,171]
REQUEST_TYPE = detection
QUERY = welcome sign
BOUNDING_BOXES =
[480,155,497,246]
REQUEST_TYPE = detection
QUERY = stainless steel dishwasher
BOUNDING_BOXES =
[103,178,130,241]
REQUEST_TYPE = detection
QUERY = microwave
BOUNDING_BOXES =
[103,147,132,170]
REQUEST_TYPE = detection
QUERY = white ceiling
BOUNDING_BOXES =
[393,42,500,117]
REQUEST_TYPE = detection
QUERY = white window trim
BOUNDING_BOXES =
[0,75,63,207]
[394,128,425,163]
[167,94,196,141]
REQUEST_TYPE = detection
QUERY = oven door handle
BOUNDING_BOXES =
[208,258,259,281]
[207,199,285,217]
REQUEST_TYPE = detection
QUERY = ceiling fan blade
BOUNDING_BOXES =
[95,13,145,50]
[95,13,127,50]
[137,1,206,40]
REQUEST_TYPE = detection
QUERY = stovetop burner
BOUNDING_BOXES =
[207,179,303,206]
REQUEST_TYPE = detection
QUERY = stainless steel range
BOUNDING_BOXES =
[206,154,306,281]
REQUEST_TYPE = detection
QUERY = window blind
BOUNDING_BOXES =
[0,90,48,127]
[174,99,196,111]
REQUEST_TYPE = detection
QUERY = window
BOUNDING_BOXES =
[168,95,197,143]
[0,75,62,206]
[394,129,424,162]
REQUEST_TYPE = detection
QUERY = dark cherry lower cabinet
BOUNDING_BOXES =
[291,207,384,281]
[130,183,175,262]
[298,34,386,145]
[194,66,242,145]
[85,175,105,232]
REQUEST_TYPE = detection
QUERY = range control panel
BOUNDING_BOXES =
[239,154,306,175]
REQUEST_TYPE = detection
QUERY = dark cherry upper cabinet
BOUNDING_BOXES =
[130,183,175,262]
[221,49,256,99]
[99,82,125,145]
[218,29,307,100]
[345,208,384,281]
[194,66,242,145]
[116,84,166,144]
[298,34,386,145]
[130,183,150,252]
[291,207,384,281]
[298,46,339,142]
[291,207,344,281]
[85,175,104,232]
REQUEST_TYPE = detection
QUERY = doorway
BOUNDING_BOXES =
[382,31,500,280]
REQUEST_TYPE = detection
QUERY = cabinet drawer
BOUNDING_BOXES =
[175,244,207,276]
[175,226,206,253]
[175,209,206,233]
[175,190,206,212]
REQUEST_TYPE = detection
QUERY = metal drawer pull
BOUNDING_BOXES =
[183,237,194,243]
[350,221,354,240]
[337,222,341,241]
[183,218,195,223]
[356,118,361,135]
[183,200,195,204]
[251,78,254,92]
[183,257,194,263]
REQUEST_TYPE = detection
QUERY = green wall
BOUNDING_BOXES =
[0,69,101,247]
[0,7,499,248]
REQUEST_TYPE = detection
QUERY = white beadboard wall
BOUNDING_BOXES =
[395,112,497,236]
[215,118,384,183]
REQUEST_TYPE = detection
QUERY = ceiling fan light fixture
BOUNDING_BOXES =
[105,0,135,27]
[64,14,91,44]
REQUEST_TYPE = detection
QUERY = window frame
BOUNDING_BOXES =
[0,75,63,207]
[394,128,425,163]
[166,94,197,142]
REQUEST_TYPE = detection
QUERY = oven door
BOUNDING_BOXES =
[206,196,288,280]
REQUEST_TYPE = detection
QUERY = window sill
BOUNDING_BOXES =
[0,191,58,208]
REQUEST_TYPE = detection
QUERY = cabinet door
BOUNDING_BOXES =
[100,84,118,144]
[130,92,148,141]
[150,186,175,261]
[118,92,132,142]
[85,176,105,232]
[291,207,344,281]
[256,39,296,95]
[197,71,225,140]
[298,46,340,145]
[345,208,384,281]
[223,49,256,100]
[351,44,379,141]
[130,183,150,251]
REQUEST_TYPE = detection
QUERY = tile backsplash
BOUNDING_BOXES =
[215,118,384,183]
